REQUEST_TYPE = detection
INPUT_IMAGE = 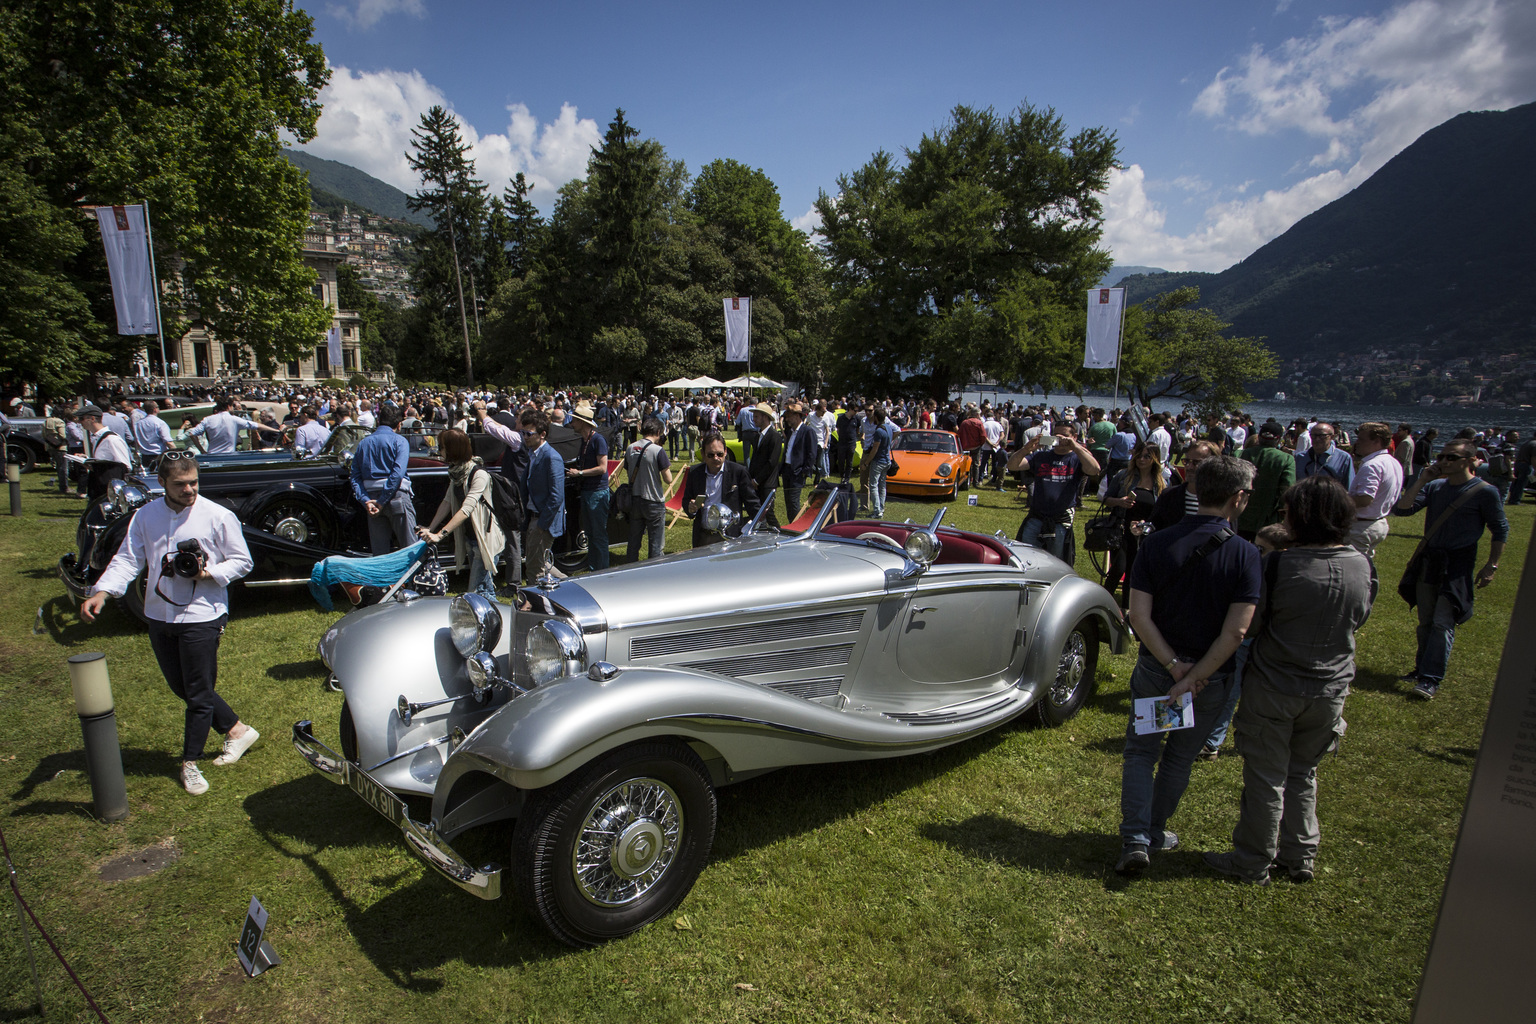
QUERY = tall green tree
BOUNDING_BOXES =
[0,0,332,393]
[1096,287,1278,418]
[815,103,1117,401]
[406,105,487,385]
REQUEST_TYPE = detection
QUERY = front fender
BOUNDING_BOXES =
[1017,575,1129,704]
[327,595,513,796]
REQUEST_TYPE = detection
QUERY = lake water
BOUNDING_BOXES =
[953,390,1536,438]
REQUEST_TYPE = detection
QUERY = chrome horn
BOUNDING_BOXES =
[396,691,488,726]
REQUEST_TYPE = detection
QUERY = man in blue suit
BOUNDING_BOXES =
[520,408,566,580]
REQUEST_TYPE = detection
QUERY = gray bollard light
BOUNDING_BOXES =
[6,461,19,516]
[66,653,129,822]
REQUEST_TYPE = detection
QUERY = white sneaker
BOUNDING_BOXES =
[213,726,260,766]
[182,763,209,795]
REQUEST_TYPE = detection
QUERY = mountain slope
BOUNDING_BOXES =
[1119,101,1536,356]
[281,149,432,227]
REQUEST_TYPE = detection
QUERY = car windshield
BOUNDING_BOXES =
[322,423,372,459]
[893,431,958,454]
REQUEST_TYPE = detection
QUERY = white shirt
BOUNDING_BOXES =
[132,414,174,455]
[808,411,834,448]
[88,427,134,467]
[295,420,331,455]
[93,495,253,623]
[1149,425,1172,464]
[1228,425,1247,449]
[187,411,262,454]
[982,417,1003,449]
[1351,447,1404,520]
[358,409,377,429]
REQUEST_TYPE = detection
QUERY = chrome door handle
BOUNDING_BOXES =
[912,606,937,614]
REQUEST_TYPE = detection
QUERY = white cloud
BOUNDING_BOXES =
[293,66,601,209]
[326,0,425,31]
[790,206,822,236]
[1110,0,1536,271]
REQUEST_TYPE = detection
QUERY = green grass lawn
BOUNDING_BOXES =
[0,471,1528,1023]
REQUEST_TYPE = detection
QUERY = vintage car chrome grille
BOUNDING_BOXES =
[628,610,864,660]
[766,676,843,700]
[681,643,855,680]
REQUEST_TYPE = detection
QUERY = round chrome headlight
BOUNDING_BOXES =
[701,503,736,535]
[121,483,148,508]
[904,531,941,565]
[466,651,499,694]
[527,619,586,685]
[937,462,953,478]
[449,593,503,659]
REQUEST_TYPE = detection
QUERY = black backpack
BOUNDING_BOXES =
[469,466,526,534]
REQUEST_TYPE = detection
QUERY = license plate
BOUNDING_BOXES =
[346,763,404,827]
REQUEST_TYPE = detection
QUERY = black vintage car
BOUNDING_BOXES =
[58,420,618,618]
[57,425,495,617]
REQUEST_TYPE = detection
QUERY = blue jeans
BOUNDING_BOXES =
[467,549,498,601]
[581,487,610,570]
[1119,653,1232,849]
[1017,514,1075,566]
[868,461,889,518]
[1414,580,1458,683]
[1205,638,1249,750]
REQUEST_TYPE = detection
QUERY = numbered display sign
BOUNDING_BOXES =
[236,896,280,977]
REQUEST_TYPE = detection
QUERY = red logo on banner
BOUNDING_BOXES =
[731,297,740,310]
[112,206,131,231]
[1099,289,1111,304]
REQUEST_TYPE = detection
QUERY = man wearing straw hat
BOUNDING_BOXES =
[567,400,611,571]
[746,401,783,527]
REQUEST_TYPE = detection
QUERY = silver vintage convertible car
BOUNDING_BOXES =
[293,493,1129,946]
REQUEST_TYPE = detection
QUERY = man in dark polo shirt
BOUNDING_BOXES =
[1007,422,1100,565]
[1115,454,1261,876]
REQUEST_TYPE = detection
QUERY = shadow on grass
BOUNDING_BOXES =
[10,747,185,803]
[267,659,325,682]
[35,595,146,643]
[1352,668,1411,696]
[920,812,1201,890]
[244,775,563,988]
[1416,744,1478,766]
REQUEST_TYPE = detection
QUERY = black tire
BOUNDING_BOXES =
[553,530,589,572]
[252,496,336,548]
[512,740,717,947]
[1034,617,1099,727]
[5,440,36,474]
[118,569,149,623]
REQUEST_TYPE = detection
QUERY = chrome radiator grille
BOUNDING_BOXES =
[629,610,864,660]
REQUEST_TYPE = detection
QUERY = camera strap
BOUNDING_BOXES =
[153,564,198,607]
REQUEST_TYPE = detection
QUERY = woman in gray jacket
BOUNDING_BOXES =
[1203,475,1376,885]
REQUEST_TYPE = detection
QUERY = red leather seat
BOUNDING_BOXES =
[822,521,1010,566]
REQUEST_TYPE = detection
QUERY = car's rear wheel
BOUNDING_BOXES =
[512,740,716,947]
[1034,618,1098,726]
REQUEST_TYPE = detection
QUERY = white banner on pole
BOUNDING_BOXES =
[327,326,343,368]
[723,296,751,362]
[1083,287,1125,369]
[94,205,158,335]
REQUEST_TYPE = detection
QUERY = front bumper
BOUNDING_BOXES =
[291,720,503,901]
[58,554,90,603]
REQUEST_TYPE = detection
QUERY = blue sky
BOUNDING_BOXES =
[293,0,1536,272]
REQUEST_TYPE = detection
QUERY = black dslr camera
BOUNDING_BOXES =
[162,539,207,579]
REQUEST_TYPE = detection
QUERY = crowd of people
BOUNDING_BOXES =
[13,374,1521,891]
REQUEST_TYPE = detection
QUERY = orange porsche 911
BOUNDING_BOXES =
[885,429,973,498]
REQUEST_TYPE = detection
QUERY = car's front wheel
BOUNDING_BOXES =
[1034,617,1099,726]
[512,740,717,947]
[252,496,335,548]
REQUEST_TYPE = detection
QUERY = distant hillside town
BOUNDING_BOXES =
[305,205,417,307]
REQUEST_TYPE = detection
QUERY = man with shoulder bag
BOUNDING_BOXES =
[1392,438,1508,701]
[80,452,258,796]
[623,417,673,561]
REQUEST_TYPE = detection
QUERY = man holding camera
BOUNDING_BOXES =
[81,453,257,796]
